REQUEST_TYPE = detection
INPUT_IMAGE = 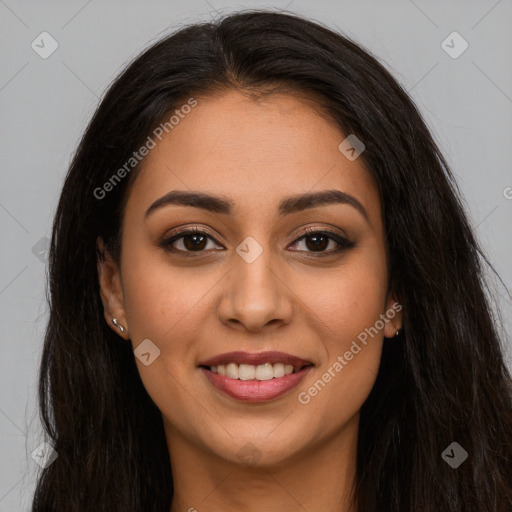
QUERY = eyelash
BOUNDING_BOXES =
[159,226,355,258]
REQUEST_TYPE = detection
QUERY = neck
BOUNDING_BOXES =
[167,415,359,512]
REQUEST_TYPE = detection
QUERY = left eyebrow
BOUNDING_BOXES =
[144,189,370,224]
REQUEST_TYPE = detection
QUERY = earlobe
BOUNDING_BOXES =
[383,293,403,339]
[111,317,126,333]
[96,237,129,339]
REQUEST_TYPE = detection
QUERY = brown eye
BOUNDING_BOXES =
[289,230,355,256]
[180,232,208,251]
[303,233,331,252]
[160,229,223,254]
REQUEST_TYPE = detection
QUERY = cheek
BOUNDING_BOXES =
[120,240,213,345]
[296,256,387,416]
[119,253,211,420]
[304,256,388,347]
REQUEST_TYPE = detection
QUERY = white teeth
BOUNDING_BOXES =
[226,363,239,379]
[239,364,255,381]
[255,363,274,380]
[209,362,299,380]
[273,362,285,378]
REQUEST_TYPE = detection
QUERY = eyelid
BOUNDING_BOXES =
[297,224,349,240]
[164,224,218,239]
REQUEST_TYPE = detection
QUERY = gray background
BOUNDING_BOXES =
[1,0,511,509]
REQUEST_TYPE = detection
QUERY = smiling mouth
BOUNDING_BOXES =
[198,350,314,401]
[199,363,314,402]
[201,362,313,381]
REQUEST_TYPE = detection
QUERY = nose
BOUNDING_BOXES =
[216,246,294,333]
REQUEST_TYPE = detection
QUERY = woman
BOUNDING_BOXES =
[31,9,512,512]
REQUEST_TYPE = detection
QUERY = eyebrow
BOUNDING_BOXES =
[145,189,370,223]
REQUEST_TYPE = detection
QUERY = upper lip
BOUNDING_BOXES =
[198,351,313,370]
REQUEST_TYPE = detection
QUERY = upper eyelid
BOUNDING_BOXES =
[166,221,348,238]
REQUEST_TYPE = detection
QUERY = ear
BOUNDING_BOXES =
[383,291,403,339]
[96,236,129,340]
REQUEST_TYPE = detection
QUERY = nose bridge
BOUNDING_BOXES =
[217,233,293,331]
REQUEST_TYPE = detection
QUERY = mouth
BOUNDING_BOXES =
[198,351,314,402]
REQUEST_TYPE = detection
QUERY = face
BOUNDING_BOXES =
[98,89,402,468]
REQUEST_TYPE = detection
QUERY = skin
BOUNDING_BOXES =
[97,90,402,512]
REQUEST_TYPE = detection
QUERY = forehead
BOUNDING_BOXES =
[125,90,380,224]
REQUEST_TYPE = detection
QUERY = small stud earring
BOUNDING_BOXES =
[395,329,400,337]
[112,317,125,333]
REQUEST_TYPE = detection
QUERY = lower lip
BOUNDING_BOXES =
[200,366,313,402]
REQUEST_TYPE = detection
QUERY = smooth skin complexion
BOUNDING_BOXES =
[97,90,402,512]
